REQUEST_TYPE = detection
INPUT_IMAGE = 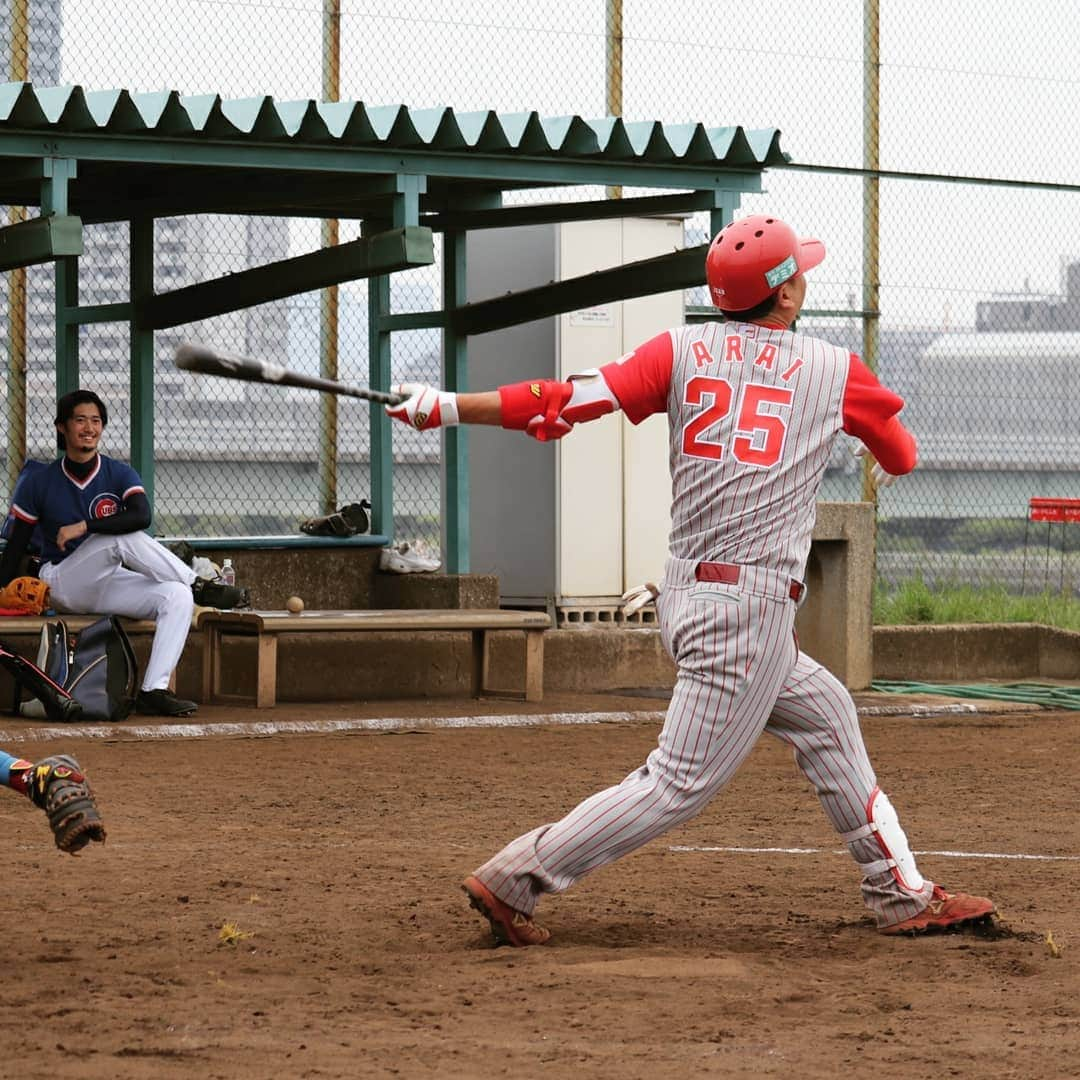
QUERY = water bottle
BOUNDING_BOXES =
[221,558,236,587]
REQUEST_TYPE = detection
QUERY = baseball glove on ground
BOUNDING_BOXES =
[26,755,106,854]
[0,575,50,614]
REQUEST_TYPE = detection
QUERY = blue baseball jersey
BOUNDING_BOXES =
[1,459,47,550]
[10,454,145,565]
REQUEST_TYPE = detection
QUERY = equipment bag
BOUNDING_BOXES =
[12,616,137,723]
[0,640,83,723]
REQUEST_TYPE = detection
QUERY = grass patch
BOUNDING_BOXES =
[874,579,1080,630]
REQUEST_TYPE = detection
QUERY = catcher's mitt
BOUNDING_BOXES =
[26,755,106,854]
[0,575,50,614]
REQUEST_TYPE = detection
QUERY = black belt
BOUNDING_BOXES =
[695,561,805,602]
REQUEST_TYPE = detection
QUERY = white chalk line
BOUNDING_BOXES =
[0,697,1037,744]
[0,710,665,744]
[670,844,1080,863]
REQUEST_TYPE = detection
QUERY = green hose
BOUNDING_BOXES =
[871,680,1080,711]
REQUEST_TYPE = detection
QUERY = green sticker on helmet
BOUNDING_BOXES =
[765,255,798,289]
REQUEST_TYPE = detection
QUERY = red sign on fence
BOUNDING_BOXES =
[1028,498,1080,523]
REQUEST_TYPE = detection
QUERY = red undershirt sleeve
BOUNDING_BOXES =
[599,331,675,423]
[842,355,918,475]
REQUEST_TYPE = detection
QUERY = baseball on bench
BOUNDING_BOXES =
[285,595,305,614]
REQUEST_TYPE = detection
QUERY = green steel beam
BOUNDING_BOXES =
[685,305,881,323]
[137,225,434,330]
[42,160,80,402]
[708,189,740,239]
[129,218,155,504]
[63,301,133,324]
[4,158,43,182]
[367,268,393,540]
[376,310,447,331]
[392,174,425,228]
[0,212,82,270]
[0,134,769,195]
[77,171,423,225]
[427,189,720,232]
[442,229,468,574]
[455,243,709,337]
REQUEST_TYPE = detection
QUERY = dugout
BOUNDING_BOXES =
[0,81,785,574]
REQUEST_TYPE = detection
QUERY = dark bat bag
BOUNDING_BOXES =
[3,615,138,723]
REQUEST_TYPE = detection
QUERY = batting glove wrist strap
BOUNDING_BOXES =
[386,384,460,430]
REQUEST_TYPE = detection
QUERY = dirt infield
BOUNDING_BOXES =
[1,696,1077,1079]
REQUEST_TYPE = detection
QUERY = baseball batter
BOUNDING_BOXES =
[386,214,995,944]
[0,390,246,716]
[1,748,105,853]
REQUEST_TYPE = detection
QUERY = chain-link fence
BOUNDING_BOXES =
[4,1,1080,592]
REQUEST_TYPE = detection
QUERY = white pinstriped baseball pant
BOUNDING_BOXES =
[473,559,935,929]
[39,532,197,693]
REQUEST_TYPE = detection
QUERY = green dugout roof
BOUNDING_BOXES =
[0,82,786,220]
[0,81,787,570]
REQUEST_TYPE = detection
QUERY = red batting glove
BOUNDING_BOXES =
[385,383,460,431]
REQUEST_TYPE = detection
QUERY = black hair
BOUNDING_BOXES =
[720,290,780,323]
[55,389,108,428]
[55,389,108,451]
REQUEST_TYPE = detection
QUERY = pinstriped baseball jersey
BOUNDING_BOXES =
[602,321,897,581]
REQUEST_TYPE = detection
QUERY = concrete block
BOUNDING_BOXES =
[371,572,499,610]
[1037,625,1080,679]
[488,627,676,694]
[872,623,1042,681]
[795,502,875,689]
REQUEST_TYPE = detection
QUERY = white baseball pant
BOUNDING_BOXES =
[473,559,935,930]
[39,532,197,692]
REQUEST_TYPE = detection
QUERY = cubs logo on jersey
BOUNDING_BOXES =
[90,493,121,519]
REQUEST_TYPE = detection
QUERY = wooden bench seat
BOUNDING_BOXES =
[199,608,551,709]
[0,609,213,637]
[0,609,217,699]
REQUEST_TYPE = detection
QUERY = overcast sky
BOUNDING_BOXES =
[52,0,1080,329]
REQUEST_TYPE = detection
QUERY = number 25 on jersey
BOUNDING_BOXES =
[681,376,793,467]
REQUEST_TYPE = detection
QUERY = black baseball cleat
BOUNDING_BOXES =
[136,689,198,717]
[191,578,249,609]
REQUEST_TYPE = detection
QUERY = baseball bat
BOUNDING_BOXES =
[174,343,406,406]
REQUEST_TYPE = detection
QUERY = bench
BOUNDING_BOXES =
[0,608,217,696]
[199,608,552,709]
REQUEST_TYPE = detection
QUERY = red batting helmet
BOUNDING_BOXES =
[705,215,825,312]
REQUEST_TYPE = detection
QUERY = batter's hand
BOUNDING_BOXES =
[621,582,659,617]
[385,383,460,431]
[853,444,899,489]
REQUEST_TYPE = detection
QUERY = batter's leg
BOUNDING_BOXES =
[472,587,799,917]
[764,651,935,927]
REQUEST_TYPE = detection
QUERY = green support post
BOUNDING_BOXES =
[129,217,155,506]
[42,160,80,403]
[362,179,426,541]
[365,218,395,535]
[708,190,741,242]
[442,229,468,574]
[392,174,426,229]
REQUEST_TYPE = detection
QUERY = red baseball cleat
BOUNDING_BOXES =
[879,885,996,935]
[462,875,551,947]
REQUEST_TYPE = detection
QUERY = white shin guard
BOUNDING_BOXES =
[841,786,925,893]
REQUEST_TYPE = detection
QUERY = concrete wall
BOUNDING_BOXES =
[796,501,875,689]
[873,623,1080,681]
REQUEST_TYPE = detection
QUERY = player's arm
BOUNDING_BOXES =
[56,490,152,552]
[385,332,674,441]
[0,517,34,586]
[842,356,918,477]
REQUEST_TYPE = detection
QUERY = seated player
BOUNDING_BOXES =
[0,389,246,717]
